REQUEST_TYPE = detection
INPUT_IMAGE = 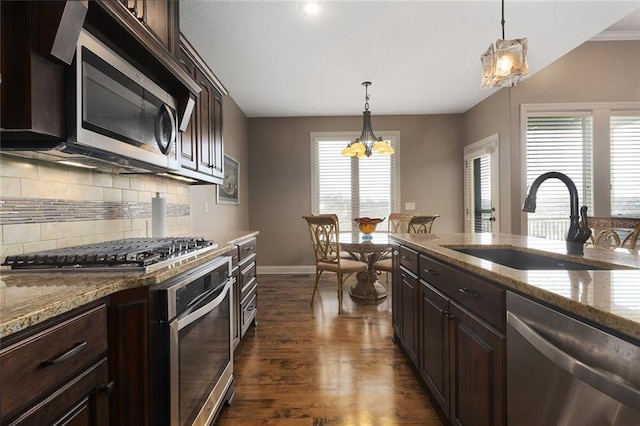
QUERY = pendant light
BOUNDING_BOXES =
[481,0,529,88]
[341,82,394,158]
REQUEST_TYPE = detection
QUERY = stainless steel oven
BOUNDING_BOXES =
[155,256,235,426]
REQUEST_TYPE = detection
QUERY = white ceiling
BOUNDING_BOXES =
[180,1,640,118]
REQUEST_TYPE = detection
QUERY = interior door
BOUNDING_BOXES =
[464,134,500,233]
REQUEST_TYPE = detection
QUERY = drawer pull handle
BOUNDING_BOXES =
[423,268,439,276]
[401,256,413,261]
[41,341,87,366]
[245,246,254,251]
[459,288,481,298]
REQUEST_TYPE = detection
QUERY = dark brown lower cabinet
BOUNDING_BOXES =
[0,303,111,426]
[107,287,150,426]
[450,301,506,426]
[394,246,506,426]
[419,283,450,413]
[10,359,110,426]
[399,269,419,365]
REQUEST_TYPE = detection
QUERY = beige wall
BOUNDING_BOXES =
[191,96,251,240]
[247,114,464,269]
[463,40,640,234]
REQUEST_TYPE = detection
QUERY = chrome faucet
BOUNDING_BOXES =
[522,171,592,255]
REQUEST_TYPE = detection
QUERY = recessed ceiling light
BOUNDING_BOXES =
[300,1,323,16]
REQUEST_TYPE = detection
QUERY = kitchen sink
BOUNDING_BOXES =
[450,247,614,270]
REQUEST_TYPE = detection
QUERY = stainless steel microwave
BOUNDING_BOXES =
[65,29,179,172]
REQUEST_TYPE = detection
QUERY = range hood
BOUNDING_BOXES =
[1,145,168,175]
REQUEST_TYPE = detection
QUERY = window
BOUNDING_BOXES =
[611,114,640,216]
[522,104,640,240]
[311,132,399,232]
[525,114,593,240]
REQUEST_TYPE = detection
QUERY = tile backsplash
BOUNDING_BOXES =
[0,156,194,259]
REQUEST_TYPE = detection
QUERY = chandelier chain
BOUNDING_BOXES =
[501,0,506,39]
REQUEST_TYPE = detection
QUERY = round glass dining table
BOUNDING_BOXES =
[338,232,392,302]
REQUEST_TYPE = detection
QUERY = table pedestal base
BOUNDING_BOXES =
[349,271,387,303]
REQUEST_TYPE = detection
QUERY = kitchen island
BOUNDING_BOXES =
[389,232,640,426]
[390,232,640,340]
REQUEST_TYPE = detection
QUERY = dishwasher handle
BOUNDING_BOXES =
[507,311,640,410]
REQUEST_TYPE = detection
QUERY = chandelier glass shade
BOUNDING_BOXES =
[481,0,529,88]
[341,82,395,158]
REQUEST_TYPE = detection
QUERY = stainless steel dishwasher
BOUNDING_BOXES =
[506,291,640,425]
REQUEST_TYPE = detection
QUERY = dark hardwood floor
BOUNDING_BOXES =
[216,274,447,425]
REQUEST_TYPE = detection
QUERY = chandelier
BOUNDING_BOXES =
[481,0,529,88]
[341,82,395,158]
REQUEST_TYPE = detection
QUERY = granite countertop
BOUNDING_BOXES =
[0,231,259,339]
[390,233,640,341]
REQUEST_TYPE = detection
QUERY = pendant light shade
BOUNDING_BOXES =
[481,0,529,88]
[341,82,394,158]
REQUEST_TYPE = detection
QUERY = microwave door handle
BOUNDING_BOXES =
[507,311,640,409]
[177,279,231,330]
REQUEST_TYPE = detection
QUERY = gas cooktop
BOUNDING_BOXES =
[1,237,218,273]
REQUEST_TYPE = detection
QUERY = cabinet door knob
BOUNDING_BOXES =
[100,381,115,396]
[41,341,87,366]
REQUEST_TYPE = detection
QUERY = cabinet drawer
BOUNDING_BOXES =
[399,246,419,273]
[241,273,257,303]
[238,238,257,264]
[419,254,505,330]
[0,304,108,419]
[241,292,257,333]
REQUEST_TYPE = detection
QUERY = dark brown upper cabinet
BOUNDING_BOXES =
[177,35,227,184]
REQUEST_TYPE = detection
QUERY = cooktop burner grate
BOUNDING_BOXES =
[2,237,218,272]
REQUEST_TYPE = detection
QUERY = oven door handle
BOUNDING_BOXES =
[177,278,232,330]
[507,311,640,409]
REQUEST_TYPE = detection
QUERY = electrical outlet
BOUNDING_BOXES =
[405,202,416,211]
[204,201,209,213]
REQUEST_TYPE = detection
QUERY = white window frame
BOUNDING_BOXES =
[310,131,401,228]
[520,102,640,236]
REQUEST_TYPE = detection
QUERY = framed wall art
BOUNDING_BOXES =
[217,155,239,205]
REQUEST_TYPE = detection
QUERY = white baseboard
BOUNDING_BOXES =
[256,265,315,275]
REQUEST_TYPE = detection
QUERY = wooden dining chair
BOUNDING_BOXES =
[372,213,418,281]
[302,214,368,314]
[373,214,439,278]
[387,212,417,233]
[408,214,440,233]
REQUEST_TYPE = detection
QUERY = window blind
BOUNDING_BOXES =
[525,115,593,240]
[611,114,640,217]
[314,138,396,232]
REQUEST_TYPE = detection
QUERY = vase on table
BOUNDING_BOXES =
[353,217,384,241]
